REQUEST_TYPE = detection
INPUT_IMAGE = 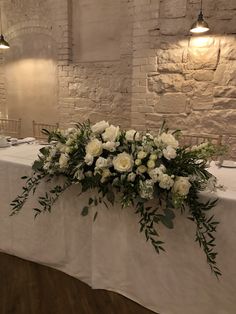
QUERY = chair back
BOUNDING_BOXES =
[0,118,21,138]
[179,133,222,147]
[32,121,59,140]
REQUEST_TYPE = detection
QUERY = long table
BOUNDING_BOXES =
[0,144,236,314]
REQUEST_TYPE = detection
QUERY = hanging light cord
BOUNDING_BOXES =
[0,7,2,34]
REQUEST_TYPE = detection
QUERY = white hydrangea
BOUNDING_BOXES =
[127,172,136,182]
[139,180,154,199]
[148,166,165,183]
[86,139,103,157]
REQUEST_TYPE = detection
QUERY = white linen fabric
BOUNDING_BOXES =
[0,145,236,314]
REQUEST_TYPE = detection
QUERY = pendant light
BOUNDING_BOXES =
[190,0,209,34]
[0,7,10,49]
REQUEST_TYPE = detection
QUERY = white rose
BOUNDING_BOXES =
[127,172,136,182]
[59,153,69,169]
[125,129,140,141]
[102,141,117,152]
[84,154,94,165]
[137,151,147,159]
[91,120,109,134]
[163,146,177,160]
[147,159,155,169]
[95,157,108,169]
[86,139,103,157]
[66,138,74,146]
[113,152,133,172]
[172,177,191,196]
[155,132,179,148]
[159,173,174,190]
[102,125,120,142]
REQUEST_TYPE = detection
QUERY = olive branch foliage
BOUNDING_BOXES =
[11,121,222,278]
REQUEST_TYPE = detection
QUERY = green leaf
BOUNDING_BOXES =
[106,190,115,205]
[160,215,174,229]
[93,211,98,222]
[32,160,43,171]
[81,206,89,216]
[163,208,175,220]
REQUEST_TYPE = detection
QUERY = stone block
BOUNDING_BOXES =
[213,98,236,109]
[157,49,183,64]
[187,37,220,70]
[155,93,187,113]
[214,86,236,98]
[158,63,184,73]
[214,62,236,85]
[191,98,214,110]
[193,70,214,81]
[160,18,190,36]
[160,0,187,18]
[148,74,184,94]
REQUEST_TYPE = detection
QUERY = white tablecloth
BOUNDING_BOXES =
[0,144,236,314]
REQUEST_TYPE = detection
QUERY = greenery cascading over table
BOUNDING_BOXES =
[11,121,224,277]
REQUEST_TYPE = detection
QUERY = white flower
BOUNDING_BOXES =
[139,180,154,199]
[91,120,109,134]
[149,153,158,161]
[86,139,103,157]
[102,141,117,152]
[135,159,142,166]
[74,169,84,181]
[163,146,177,160]
[147,159,155,169]
[101,168,112,183]
[95,157,108,169]
[102,125,120,142]
[127,172,136,182]
[85,171,93,177]
[137,151,147,159]
[155,132,179,148]
[66,138,74,146]
[59,153,69,169]
[84,154,94,166]
[65,146,73,154]
[136,165,147,174]
[125,129,140,141]
[113,152,133,172]
[148,166,165,183]
[172,177,191,196]
[159,173,174,190]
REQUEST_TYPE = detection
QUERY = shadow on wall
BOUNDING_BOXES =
[5,32,59,137]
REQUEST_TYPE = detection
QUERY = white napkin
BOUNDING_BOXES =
[17,137,36,144]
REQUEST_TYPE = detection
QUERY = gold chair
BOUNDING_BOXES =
[179,133,222,147]
[32,121,59,140]
[0,118,21,138]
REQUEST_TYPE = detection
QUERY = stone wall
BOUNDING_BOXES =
[131,0,236,157]
[0,0,235,156]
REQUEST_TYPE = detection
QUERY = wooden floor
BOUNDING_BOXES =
[0,253,156,314]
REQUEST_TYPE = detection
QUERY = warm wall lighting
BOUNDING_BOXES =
[190,0,209,34]
[0,7,10,49]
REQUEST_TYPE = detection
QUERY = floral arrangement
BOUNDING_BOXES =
[11,121,224,277]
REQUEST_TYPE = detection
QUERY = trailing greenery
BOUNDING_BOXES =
[11,120,225,277]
